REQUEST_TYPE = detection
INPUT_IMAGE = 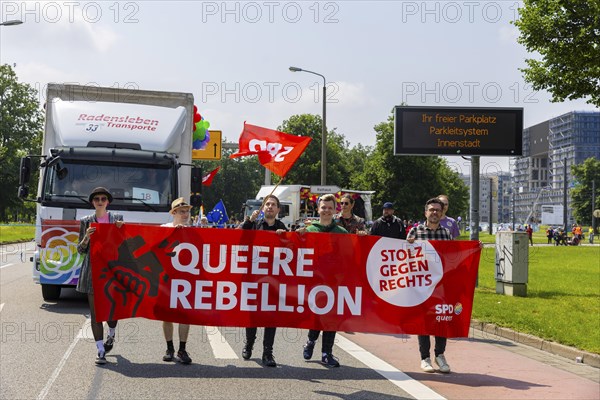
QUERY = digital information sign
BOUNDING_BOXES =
[394,106,523,156]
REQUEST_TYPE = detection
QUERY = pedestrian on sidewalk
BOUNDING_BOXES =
[407,197,452,374]
[76,187,124,365]
[160,197,194,364]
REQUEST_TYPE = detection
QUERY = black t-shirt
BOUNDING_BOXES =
[241,218,288,232]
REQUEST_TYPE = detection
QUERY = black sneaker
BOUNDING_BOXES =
[321,353,340,368]
[262,353,277,367]
[303,340,315,360]
[242,344,253,360]
[95,351,106,365]
[163,349,175,362]
[176,349,192,364]
[104,335,115,354]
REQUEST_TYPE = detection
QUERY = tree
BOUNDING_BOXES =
[354,115,469,221]
[514,0,600,106]
[276,114,352,187]
[195,147,263,221]
[571,157,600,227]
[0,64,44,221]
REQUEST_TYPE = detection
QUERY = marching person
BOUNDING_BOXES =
[335,193,367,235]
[437,194,461,239]
[297,194,348,367]
[407,197,452,373]
[240,195,288,367]
[161,198,193,364]
[370,202,406,239]
[76,187,124,365]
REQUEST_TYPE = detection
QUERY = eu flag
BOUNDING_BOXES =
[207,200,229,227]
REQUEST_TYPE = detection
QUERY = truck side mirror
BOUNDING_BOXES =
[18,157,31,199]
[19,157,31,185]
[18,185,29,198]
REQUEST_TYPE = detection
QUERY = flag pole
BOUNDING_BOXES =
[259,176,286,211]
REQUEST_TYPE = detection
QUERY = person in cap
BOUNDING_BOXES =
[240,194,288,367]
[369,202,407,239]
[160,197,193,364]
[76,187,124,365]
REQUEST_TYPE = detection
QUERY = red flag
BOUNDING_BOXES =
[230,122,312,177]
[202,167,220,186]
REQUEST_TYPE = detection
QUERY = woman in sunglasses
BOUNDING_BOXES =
[334,193,367,235]
[76,187,124,365]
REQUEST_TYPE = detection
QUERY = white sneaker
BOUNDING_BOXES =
[420,357,435,373]
[435,354,451,373]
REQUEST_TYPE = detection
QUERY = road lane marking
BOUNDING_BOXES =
[206,327,239,359]
[0,303,4,313]
[0,263,14,269]
[37,318,88,400]
[337,334,446,400]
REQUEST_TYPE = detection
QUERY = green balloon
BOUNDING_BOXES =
[197,130,206,141]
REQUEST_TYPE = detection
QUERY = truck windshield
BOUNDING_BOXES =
[43,161,174,210]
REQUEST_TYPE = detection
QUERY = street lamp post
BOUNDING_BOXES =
[289,66,327,185]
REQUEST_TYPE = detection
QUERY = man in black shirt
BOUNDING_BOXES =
[370,202,407,239]
[240,194,287,367]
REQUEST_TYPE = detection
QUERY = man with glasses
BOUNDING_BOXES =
[407,197,452,373]
[335,193,367,235]
[370,202,407,239]
[160,198,193,364]
[438,194,460,239]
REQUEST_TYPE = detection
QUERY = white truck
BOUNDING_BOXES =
[18,83,195,300]
[243,185,375,228]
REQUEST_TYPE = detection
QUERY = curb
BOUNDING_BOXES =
[471,320,600,368]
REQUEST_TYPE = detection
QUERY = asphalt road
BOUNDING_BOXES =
[1,242,598,400]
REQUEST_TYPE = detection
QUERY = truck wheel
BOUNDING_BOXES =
[41,284,61,301]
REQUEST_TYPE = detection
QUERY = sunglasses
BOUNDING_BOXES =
[93,196,108,202]
[340,201,352,205]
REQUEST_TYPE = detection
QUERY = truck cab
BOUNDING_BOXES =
[18,84,194,301]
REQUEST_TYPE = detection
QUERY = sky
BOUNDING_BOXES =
[1,1,598,177]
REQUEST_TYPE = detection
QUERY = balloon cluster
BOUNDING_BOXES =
[192,105,211,150]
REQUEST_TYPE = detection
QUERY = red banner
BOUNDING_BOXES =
[229,122,312,177]
[91,224,481,337]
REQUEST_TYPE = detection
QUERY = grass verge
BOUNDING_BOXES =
[0,224,35,244]
[474,246,600,354]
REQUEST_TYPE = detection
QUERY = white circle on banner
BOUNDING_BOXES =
[366,238,443,307]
